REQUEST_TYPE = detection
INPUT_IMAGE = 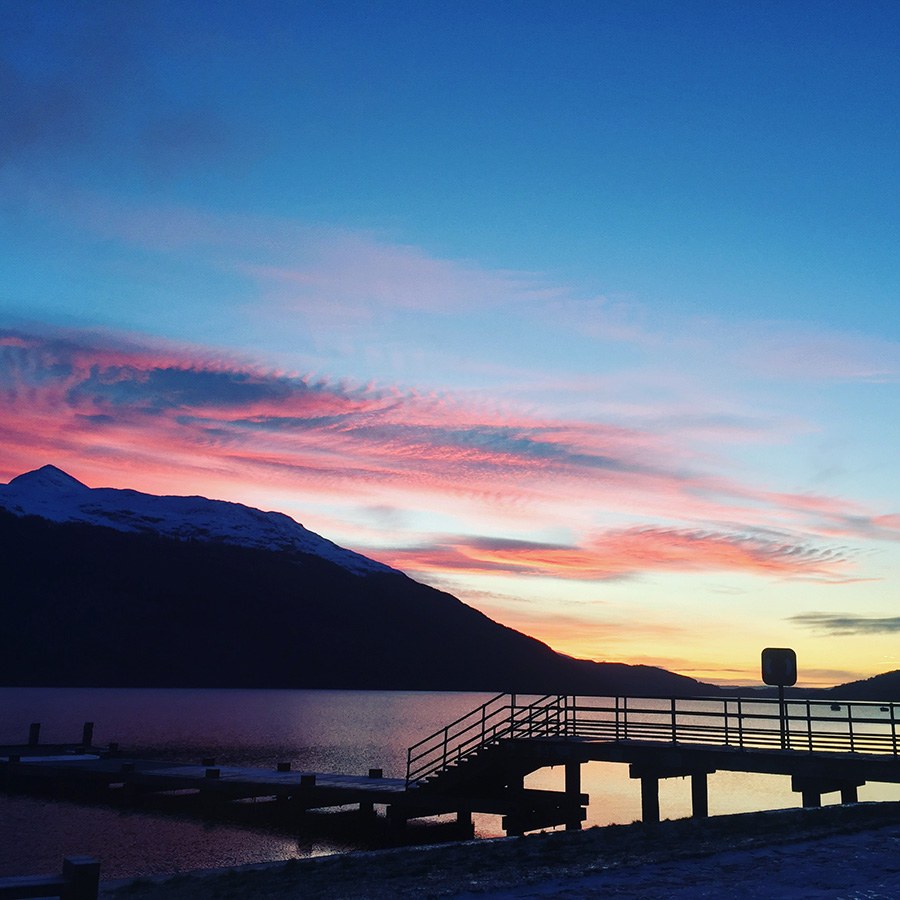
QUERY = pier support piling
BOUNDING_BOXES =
[691,771,709,818]
[565,762,584,830]
[640,776,660,825]
[792,776,864,808]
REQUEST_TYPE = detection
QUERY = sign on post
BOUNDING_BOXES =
[762,648,797,749]
[761,647,797,686]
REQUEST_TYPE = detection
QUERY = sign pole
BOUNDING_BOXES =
[779,683,786,749]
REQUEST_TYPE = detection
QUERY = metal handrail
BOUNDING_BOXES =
[406,694,900,787]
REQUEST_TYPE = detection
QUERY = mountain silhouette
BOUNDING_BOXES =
[0,466,711,694]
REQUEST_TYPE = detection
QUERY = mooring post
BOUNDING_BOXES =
[641,775,660,824]
[28,723,40,747]
[62,856,101,900]
[691,772,709,818]
[841,784,859,804]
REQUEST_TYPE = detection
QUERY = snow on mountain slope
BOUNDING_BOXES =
[0,465,394,576]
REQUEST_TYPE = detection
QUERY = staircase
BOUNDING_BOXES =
[405,693,573,791]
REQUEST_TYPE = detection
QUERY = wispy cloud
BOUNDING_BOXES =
[381,526,854,581]
[790,613,900,635]
[0,325,894,586]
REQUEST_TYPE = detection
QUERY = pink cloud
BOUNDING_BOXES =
[1,326,896,574]
[378,527,854,582]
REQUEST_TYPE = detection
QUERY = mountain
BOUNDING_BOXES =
[0,466,711,695]
[829,670,900,701]
[0,465,389,576]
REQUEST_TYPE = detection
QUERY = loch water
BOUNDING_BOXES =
[2,687,899,879]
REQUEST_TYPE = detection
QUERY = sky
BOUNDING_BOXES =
[2,0,900,688]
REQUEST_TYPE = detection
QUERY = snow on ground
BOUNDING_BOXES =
[447,825,900,899]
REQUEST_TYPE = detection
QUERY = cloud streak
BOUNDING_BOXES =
[380,527,853,581]
[0,325,894,585]
[790,613,900,635]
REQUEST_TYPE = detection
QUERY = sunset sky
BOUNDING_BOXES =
[3,1,900,687]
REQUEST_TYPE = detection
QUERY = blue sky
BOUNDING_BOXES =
[2,0,900,685]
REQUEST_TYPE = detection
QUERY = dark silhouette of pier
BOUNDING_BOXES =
[4,693,900,836]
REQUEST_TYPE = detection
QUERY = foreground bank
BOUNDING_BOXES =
[100,802,900,900]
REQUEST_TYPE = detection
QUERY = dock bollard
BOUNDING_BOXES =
[63,856,100,900]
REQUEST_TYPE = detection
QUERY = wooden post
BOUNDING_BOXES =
[841,784,859,804]
[641,775,660,824]
[28,723,40,747]
[691,772,709,818]
[387,805,407,834]
[81,723,94,748]
[62,856,100,900]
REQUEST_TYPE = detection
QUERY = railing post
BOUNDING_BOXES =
[784,696,791,750]
[670,697,677,743]
[737,697,743,748]
[443,726,449,769]
[892,703,897,757]
[615,696,620,740]
[623,696,628,739]
[724,698,729,745]
[848,704,855,753]
[807,699,813,753]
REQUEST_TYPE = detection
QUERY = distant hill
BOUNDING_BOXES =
[829,670,900,701]
[0,467,711,695]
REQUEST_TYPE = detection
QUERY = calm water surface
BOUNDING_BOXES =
[2,688,898,878]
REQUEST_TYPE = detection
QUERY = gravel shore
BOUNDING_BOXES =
[100,802,900,900]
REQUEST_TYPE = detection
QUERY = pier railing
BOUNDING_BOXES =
[406,694,900,787]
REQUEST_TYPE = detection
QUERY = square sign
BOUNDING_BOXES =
[761,647,797,686]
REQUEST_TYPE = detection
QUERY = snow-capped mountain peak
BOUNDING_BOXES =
[8,464,91,494]
[0,466,393,576]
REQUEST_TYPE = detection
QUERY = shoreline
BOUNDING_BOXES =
[101,800,900,899]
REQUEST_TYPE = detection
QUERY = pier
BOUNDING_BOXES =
[3,693,900,836]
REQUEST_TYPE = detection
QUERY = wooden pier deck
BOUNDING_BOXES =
[5,692,900,837]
